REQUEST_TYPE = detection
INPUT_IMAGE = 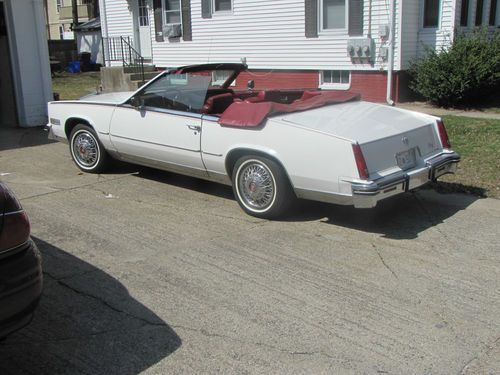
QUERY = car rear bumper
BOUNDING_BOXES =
[0,240,43,339]
[351,151,461,208]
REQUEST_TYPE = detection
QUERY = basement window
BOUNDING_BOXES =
[320,70,351,90]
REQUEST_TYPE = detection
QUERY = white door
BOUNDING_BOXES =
[135,0,152,59]
[109,107,206,177]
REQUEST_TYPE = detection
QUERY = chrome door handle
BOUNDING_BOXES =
[187,125,201,132]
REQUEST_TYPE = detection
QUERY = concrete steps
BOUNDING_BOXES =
[101,65,161,92]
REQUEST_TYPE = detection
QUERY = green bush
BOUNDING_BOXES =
[409,29,500,107]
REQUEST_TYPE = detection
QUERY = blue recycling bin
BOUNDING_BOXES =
[67,61,81,73]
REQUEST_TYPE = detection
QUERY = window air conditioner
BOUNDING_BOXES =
[163,24,182,39]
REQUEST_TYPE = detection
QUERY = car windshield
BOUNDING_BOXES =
[134,68,237,113]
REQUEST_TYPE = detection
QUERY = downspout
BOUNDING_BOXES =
[386,0,396,105]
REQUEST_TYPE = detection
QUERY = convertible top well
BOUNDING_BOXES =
[217,91,360,128]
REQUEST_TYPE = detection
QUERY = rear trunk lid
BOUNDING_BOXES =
[279,101,442,177]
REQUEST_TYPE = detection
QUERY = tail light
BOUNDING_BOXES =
[352,143,369,180]
[0,185,30,252]
[437,120,451,149]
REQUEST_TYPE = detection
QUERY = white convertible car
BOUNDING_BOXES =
[47,63,460,218]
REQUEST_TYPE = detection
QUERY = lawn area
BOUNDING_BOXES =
[435,115,500,198]
[52,71,101,100]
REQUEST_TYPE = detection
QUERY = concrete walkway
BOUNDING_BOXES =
[396,102,500,120]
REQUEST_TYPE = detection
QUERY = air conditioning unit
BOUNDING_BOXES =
[163,24,182,39]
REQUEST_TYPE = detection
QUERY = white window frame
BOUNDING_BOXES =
[319,0,349,33]
[319,70,351,90]
[211,71,235,86]
[420,0,442,30]
[212,0,233,15]
[162,0,182,26]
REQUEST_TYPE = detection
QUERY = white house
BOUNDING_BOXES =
[99,0,500,102]
[1,0,52,127]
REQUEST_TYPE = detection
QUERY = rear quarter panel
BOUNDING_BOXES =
[201,117,357,195]
[47,102,117,150]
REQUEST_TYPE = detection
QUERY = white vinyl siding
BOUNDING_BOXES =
[102,0,134,38]
[417,0,455,59]
[146,0,401,72]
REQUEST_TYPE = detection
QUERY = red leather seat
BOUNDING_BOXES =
[244,91,266,103]
[202,93,234,114]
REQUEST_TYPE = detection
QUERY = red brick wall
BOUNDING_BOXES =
[233,69,407,103]
[234,70,319,91]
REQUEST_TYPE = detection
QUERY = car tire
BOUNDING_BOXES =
[232,155,295,219]
[69,124,109,173]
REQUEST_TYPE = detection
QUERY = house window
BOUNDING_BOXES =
[423,0,440,28]
[212,70,235,86]
[475,0,484,25]
[490,0,499,25]
[320,70,350,90]
[321,0,347,30]
[460,0,469,26]
[56,0,61,13]
[213,0,232,12]
[59,25,64,39]
[138,0,149,26]
[163,0,181,24]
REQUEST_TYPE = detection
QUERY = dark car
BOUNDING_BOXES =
[0,182,43,339]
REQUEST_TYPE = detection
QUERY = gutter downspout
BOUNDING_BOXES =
[386,0,396,105]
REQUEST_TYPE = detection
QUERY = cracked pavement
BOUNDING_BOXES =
[1,127,499,374]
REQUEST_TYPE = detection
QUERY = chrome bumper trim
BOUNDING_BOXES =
[351,151,460,208]
[45,124,68,144]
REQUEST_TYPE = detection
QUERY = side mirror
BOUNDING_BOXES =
[247,80,255,91]
[129,96,144,110]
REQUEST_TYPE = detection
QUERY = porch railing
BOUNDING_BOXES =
[102,36,145,84]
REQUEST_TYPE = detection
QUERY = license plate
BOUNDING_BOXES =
[396,148,417,170]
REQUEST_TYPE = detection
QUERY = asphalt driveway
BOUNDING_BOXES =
[0,127,499,374]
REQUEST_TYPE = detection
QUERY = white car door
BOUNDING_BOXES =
[109,73,208,177]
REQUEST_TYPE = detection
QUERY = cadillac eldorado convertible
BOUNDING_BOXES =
[46,63,460,218]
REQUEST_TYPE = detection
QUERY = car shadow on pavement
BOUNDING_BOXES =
[134,165,235,201]
[0,127,56,152]
[0,237,181,375]
[290,189,481,240]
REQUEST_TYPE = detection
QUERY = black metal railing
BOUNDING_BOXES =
[102,36,145,83]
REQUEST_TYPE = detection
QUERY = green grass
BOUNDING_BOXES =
[52,71,101,100]
[436,115,500,198]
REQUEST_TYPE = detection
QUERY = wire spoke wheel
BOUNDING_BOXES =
[232,155,295,219]
[72,131,99,167]
[69,124,109,173]
[238,162,275,210]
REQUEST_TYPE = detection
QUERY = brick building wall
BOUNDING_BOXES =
[233,70,408,103]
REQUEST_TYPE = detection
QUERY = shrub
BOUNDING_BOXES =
[409,29,500,107]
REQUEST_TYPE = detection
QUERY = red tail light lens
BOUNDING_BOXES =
[0,185,31,252]
[437,120,451,149]
[352,143,369,180]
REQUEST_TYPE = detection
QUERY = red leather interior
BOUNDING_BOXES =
[218,91,360,127]
[202,93,234,114]
[244,91,266,103]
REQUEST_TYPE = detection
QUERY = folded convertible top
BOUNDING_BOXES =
[218,91,360,128]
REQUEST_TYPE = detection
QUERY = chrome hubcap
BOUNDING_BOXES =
[238,162,275,209]
[73,132,98,167]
